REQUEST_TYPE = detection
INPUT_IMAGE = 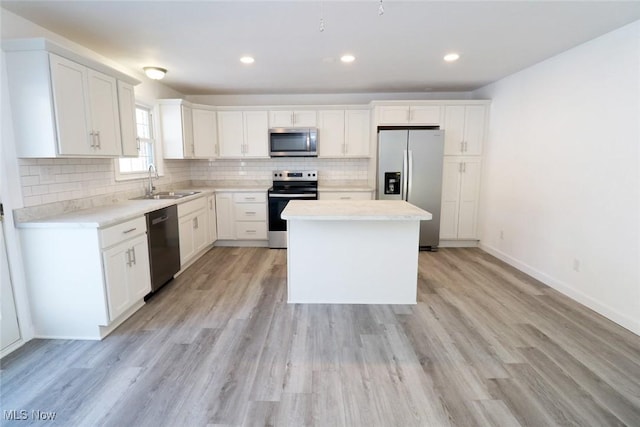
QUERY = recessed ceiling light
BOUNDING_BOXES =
[444,53,460,62]
[240,56,255,64]
[340,54,356,63]
[143,67,167,80]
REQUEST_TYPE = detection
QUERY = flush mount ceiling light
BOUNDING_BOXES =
[340,54,356,63]
[240,56,255,64]
[143,67,167,80]
[444,53,460,62]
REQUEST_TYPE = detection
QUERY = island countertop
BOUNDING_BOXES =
[281,200,432,221]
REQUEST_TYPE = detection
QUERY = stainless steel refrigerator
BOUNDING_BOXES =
[377,129,444,250]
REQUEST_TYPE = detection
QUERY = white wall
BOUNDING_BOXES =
[473,20,640,334]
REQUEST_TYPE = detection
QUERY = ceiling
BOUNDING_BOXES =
[2,1,640,95]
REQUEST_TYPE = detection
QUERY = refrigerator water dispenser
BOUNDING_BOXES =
[384,172,401,195]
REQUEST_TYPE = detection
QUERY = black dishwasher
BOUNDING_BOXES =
[146,204,180,293]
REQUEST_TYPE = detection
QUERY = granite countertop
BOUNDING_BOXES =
[16,184,271,229]
[281,200,432,221]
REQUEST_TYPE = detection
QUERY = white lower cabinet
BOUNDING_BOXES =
[319,190,373,200]
[102,233,151,321]
[178,197,209,266]
[215,191,267,241]
[19,216,151,340]
[440,157,482,240]
[207,195,218,244]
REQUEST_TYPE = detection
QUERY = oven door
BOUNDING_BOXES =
[268,193,317,248]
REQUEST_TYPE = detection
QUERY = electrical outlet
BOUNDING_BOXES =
[572,259,581,272]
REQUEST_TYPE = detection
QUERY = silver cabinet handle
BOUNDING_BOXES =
[136,137,141,151]
[126,248,132,267]
[131,247,136,265]
[244,197,256,201]
[95,131,101,149]
[464,162,467,173]
[245,211,256,215]
[209,200,213,210]
[89,131,96,148]
[339,197,351,200]
[460,141,464,153]
[193,217,198,229]
[459,162,463,173]
[122,227,137,234]
[246,230,256,233]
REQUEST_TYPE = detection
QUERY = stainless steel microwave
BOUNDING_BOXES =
[269,128,318,157]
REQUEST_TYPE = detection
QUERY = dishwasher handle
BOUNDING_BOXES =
[151,215,170,225]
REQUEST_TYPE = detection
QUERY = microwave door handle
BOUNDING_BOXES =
[306,133,310,151]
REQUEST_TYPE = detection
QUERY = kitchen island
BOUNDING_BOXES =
[281,200,432,304]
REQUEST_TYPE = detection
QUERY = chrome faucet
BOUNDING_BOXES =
[147,164,158,196]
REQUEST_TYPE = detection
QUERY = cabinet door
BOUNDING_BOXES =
[318,110,345,157]
[207,195,218,244]
[409,106,441,125]
[217,111,244,157]
[215,193,236,239]
[87,69,122,156]
[192,108,217,158]
[118,81,139,157]
[457,159,482,239]
[345,110,370,157]
[293,110,317,127]
[179,213,196,266]
[181,105,195,158]
[378,106,409,124]
[443,105,465,155]
[463,106,485,155]
[244,111,269,158]
[439,159,462,239]
[127,235,152,301]
[192,210,209,254]
[102,241,131,321]
[269,110,293,127]
[49,54,93,156]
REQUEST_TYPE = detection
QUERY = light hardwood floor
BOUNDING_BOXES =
[2,247,640,426]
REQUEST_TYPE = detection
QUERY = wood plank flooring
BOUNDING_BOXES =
[2,247,640,426]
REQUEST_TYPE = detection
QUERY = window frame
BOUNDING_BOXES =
[114,102,164,181]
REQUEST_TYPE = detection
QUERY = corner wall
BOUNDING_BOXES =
[473,20,640,334]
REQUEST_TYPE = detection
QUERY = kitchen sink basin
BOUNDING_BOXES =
[130,191,200,200]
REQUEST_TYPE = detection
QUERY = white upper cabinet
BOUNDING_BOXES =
[192,108,218,158]
[318,109,370,158]
[377,105,442,125]
[159,101,195,159]
[3,39,140,158]
[118,81,139,157]
[443,105,486,156]
[218,110,269,158]
[269,110,317,128]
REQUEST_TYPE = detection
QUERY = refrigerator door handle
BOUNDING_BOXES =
[407,150,413,201]
[402,150,408,200]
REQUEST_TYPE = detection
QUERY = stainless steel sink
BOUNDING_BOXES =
[130,191,200,200]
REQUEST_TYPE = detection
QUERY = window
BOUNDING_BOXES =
[116,106,157,178]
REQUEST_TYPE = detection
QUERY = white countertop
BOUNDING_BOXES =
[281,200,432,221]
[16,185,270,229]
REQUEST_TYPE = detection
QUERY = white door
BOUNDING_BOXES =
[215,193,236,239]
[292,110,317,127]
[439,159,462,239]
[409,106,441,125]
[457,159,482,239]
[1,223,20,351]
[462,106,486,155]
[217,111,244,157]
[102,241,131,321]
[443,105,465,155]
[87,69,121,155]
[192,210,209,254]
[269,110,294,127]
[345,110,370,157]
[49,54,92,155]
[181,105,195,158]
[192,109,217,158]
[179,213,196,265]
[243,111,269,157]
[118,81,139,157]
[378,106,410,125]
[128,235,152,301]
[318,110,345,157]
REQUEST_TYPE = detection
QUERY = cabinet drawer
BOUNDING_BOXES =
[100,216,147,249]
[319,191,373,201]
[178,197,207,217]
[233,192,266,203]
[235,203,266,221]
[236,221,267,240]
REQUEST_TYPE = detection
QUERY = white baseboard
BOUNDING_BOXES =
[214,240,268,248]
[479,243,640,336]
[439,240,479,248]
[1,339,25,359]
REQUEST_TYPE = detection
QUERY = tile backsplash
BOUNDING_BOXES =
[17,157,371,208]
